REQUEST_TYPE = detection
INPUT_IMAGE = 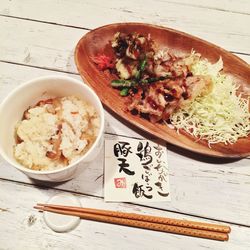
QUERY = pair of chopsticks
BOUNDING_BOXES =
[34,203,230,241]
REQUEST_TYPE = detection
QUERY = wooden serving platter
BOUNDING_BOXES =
[75,23,250,158]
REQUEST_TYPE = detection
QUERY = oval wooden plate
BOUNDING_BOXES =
[75,23,250,158]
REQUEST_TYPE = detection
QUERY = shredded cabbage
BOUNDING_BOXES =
[170,55,250,145]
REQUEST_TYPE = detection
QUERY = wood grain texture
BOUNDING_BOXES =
[0,15,248,77]
[35,206,229,241]
[0,1,250,249]
[1,180,250,250]
[158,0,250,15]
[0,29,250,226]
[37,204,231,233]
[75,23,250,158]
[0,0,250,54]
[0,16,86,73]
[0,111,249,227]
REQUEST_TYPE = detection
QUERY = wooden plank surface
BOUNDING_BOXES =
[1,179,250,250]
[0,0,250,54]
[2,0,250,17]
[156,0,250,14]
[0,16,248,79]
[0,16,84,74]
[1,60,250,226]
[0,46,250,226]
[0,1,250,249]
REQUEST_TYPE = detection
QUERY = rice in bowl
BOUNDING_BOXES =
[14,96,100,171]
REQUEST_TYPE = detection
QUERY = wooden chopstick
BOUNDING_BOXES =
[37,203,230,233]
[35,204,230,241]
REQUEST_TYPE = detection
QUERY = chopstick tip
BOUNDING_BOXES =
[34,205,44,211]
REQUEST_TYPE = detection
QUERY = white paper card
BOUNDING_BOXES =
[104,137,171,202]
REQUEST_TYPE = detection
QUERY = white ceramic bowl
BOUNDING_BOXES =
[0,75,104,182]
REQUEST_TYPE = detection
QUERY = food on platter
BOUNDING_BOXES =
[92,32,250,145]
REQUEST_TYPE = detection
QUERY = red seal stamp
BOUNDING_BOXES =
[114,177,126,188]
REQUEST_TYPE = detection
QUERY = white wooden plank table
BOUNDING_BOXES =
[0,1,250,249]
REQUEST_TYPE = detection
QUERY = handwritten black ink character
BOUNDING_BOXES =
[145,170,152,176]
[142,163,153,171]
[117,158,135,175]
[114,141,132,157]
[158,168,168,182]
[154,181,163,191]
[155,182,169,197]
[154,163,161,171]
[136,141,153,165]
[143,165,150,170]
[154,145,164,158]
[146,186,153,192]
[145,175,150,182]
[157,191,169,197]
[142,174,150,183]
[154,162,167,171]
[132,183,153,199]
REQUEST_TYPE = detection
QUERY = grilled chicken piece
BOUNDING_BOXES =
[115,59,138,79]
[180,76,212,107]
[153,53,200,78]
[128,76,212,122]
[112,32,154,60]
[110,32,211,123]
